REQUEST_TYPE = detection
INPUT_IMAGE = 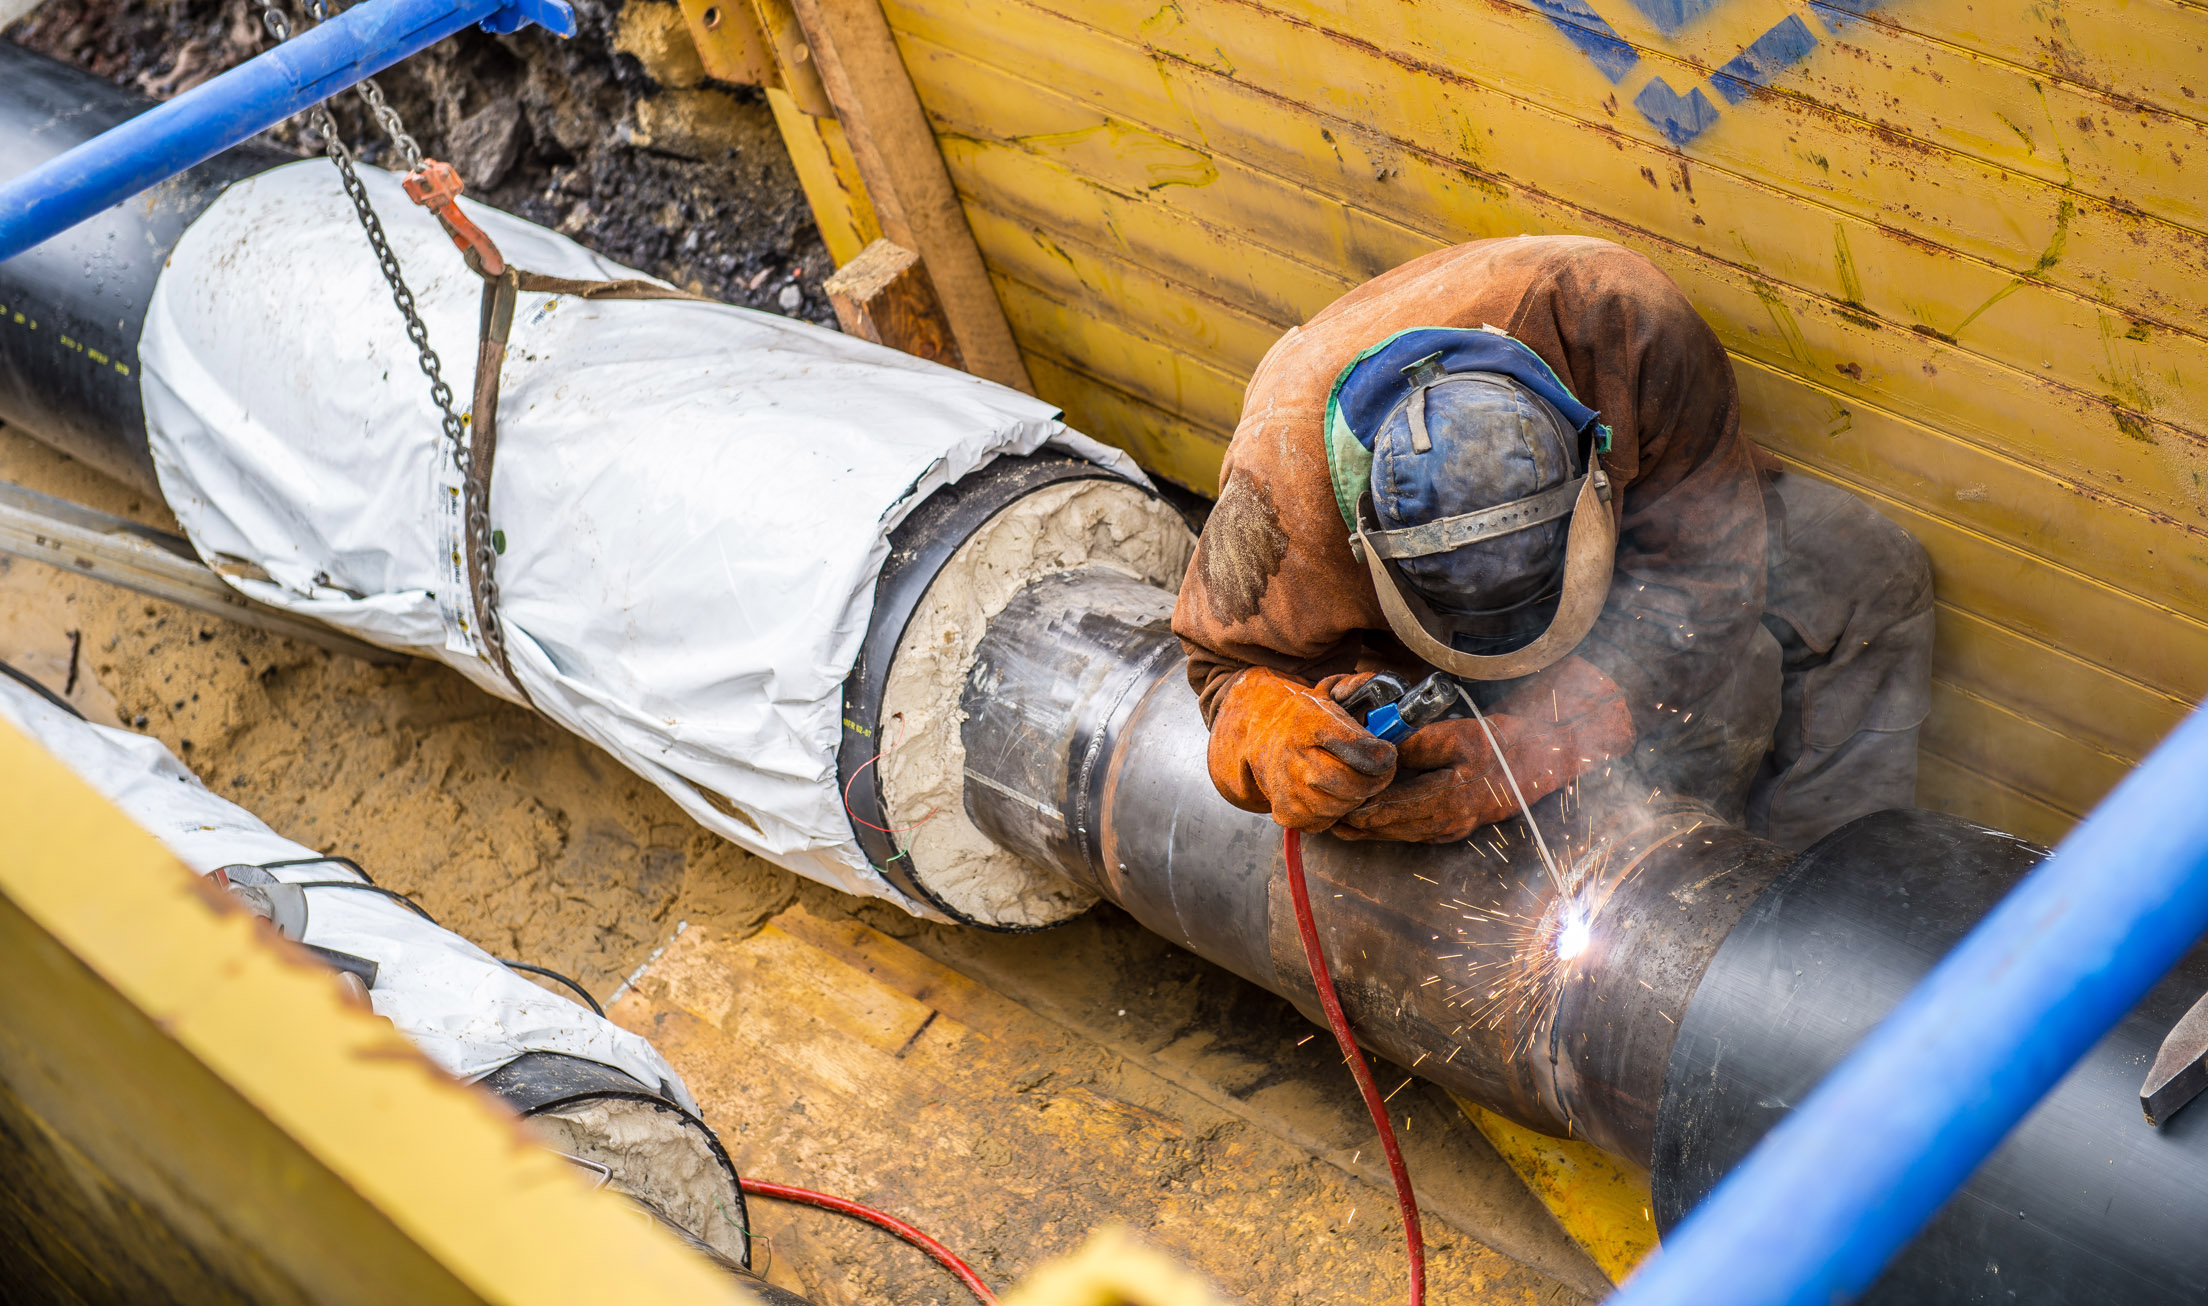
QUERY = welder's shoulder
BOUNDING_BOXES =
[1511,236,1700,318]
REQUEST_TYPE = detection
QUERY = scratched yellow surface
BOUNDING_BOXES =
[771,0,2208,836]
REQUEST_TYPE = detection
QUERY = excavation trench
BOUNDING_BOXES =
[6,43,2208,1303]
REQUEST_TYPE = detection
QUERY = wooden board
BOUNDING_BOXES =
[757,0,2208,836]
[0,720,751,1306]
[612,902,1613,1303]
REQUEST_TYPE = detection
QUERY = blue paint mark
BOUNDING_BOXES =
[1634,77,1723,145]
[1524,0,1641,83]
[1808,0,1883,33]
[1623,0,1725,36]
[1713,13,1818,103]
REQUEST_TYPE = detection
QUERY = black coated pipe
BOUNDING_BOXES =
[1656,809,2208,1303]
[0,43,290,493]
[962,566,2208,1301]
[961,565,1792,1156]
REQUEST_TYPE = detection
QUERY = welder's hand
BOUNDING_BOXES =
[1207,667,1397,831]
[1335,656,1635,844]
[1331,716,1521,843]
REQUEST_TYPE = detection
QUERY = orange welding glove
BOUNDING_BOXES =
[1207,667,1398,832]
[1334,656,1635,843]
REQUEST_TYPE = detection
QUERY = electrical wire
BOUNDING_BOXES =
[841,713,941,837]
[1284,826,1426,1306]
[281,877,602,1013]
[497,959,604,1015]
[0,659,85,719]
[738,1178,998,1305]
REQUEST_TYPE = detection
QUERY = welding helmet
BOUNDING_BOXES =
[1323,326,1617,681]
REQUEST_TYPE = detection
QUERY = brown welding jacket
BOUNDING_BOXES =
[1172,235,1776,743]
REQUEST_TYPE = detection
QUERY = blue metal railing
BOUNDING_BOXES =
[0,0,574,266]
[1611,700,2208,1305]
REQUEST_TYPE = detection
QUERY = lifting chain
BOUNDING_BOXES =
[255,0,515,680]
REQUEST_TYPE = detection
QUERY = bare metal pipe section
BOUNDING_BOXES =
[958,565,1791,1159]
[959,566,2208,1304]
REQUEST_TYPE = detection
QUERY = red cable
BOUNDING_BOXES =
[740,1177,998,1305]
[1284,826,1426,1306]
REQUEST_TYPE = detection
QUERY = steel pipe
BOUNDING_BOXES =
[960,565,2208,1302]
[0,0,574,266]
[1622,701,2208,1306]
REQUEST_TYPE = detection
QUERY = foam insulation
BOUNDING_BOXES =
[875,479,1193,926]
[526,1097,749,1265]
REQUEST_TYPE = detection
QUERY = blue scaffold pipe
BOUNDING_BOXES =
[0,0,575,265]
[1609,698,2208,1306]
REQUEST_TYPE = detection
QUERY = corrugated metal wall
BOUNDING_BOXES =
[845,0,2205,842]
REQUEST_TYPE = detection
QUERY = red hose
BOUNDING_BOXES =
[1284,826,1427,1306]
[739,1177,998,1305]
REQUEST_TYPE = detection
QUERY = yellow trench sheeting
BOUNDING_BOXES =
[770,0,2208,843]
[0,718,760,1306]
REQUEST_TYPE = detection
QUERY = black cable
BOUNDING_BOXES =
[261,867,602,1015]
[289,879,439,923]
[0,659,84,720]
[496,960,605,1016]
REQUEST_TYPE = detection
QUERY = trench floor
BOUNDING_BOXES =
[0,425,1608,1304]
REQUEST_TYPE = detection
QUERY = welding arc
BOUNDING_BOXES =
[1455,684,1561,893]
[739,1178,998,1305]
[1285,827,1426,1306]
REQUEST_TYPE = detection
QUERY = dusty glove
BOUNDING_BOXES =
[1334,656,1635,843]
[1207,667,1398,831]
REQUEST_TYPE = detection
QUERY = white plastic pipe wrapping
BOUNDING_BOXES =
[137,160,1148,911]
[0,673,694,1104]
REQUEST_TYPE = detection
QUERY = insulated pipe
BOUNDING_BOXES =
[960,567,2208,1302]
[0,0,575,265]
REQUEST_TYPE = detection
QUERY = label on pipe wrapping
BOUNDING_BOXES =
[135,160,1147,912]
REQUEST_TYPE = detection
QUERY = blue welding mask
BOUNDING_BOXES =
[1324,326,1619,680]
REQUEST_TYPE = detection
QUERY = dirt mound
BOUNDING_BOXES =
[5,0,835,320]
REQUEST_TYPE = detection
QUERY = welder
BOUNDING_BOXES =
[1173,236,1934,850]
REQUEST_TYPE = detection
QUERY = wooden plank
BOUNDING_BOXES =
[889,0,2208,341]
[987,271,1251,434]
[897,25,2208,523]
[764,87,880,266]
[1458,1100,1657,1285]
[0,721,751,1306]
[1929,604,2193,767]
[615,907,1603,1302]
[1923,676,2136,821]
[786,0,1035,390]
[1022,352,1231,493]
[823,238,966,367]
[1267,0,2208,232]
[1916,748,2078,847]
[1784,0,2208,127]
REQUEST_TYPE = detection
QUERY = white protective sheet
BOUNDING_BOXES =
[138,160,1144,910]
[0,675,695,1104]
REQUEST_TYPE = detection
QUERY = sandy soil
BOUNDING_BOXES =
[0,424,812,994]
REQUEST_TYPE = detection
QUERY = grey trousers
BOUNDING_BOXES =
[1640,471,1935,850]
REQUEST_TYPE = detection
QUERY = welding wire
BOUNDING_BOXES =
[740,1179,997,1305]
[1284,827,1425,1306]
[1457,685,1562,892]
